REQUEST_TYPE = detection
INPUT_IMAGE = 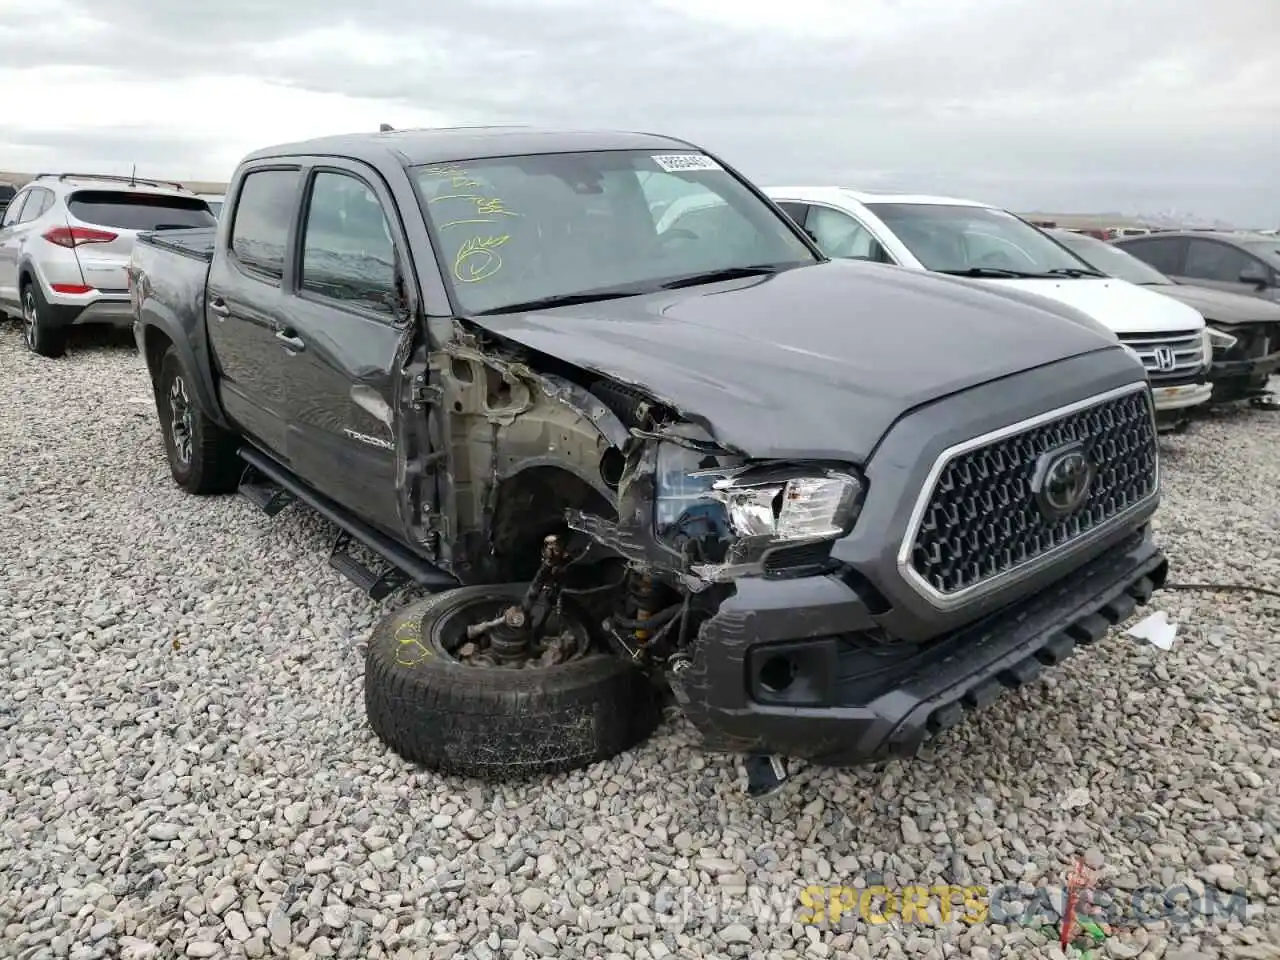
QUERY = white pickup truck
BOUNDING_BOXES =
[760,188,1214,429]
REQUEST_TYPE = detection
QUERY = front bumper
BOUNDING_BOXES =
[1208,347,1280,402]
[1150,380,1213,411]
[670,525,1167,764]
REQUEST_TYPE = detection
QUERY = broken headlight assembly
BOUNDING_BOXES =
[654,441,865,581]
[1205,326,1237,359]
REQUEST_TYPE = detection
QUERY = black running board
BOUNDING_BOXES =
[237,445,458,594]
[329,530,409,601]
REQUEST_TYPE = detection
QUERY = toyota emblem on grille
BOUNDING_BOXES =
[1153,345,1177,371]
[1032,443,1096,519]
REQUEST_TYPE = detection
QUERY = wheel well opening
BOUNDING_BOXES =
[143,328,174,383]
[490,466,617,581]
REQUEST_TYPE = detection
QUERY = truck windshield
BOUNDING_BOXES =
[865,202,1099,277]
[1050,231,1174,286]
[412,150,818,314]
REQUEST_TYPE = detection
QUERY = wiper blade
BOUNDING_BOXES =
[936,266,1042,279]
[1044,267,1107,278]
[659,264,780,290]
[473,289,642,316]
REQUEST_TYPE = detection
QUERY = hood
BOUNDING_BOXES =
[980,276,1206,334]
[1152,282,1280,325]
[467,259,1124,463]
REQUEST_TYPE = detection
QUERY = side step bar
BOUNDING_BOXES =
[329,530,409,601]
[237,445,458,595]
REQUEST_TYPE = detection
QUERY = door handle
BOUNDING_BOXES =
[275,329,306,352]
[208,296,230,319]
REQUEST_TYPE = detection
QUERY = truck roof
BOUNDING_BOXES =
[241,126,702,168]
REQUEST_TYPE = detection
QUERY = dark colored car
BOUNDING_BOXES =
[1114,230,1280,306]
[127,126,1167,790]
[1051,229,1280,405]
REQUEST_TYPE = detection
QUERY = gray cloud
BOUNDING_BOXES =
[1,0,1276,224]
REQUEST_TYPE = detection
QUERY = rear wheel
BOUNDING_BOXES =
[21,281,67,358]
[364,584,663,779]
[155,345,242,494]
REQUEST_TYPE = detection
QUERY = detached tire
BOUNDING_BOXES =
[365,585,662,779]
[156,345,242,494]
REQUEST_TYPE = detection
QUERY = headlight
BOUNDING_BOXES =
[1205,326,1236,355]
[654,440,865,580]
[709,470,863,541]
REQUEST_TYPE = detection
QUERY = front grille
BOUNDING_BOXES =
[905,385,1158,599]
[1119,329,1205,383]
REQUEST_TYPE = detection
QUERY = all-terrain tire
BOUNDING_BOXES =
[156,345,242,494]
[21,280,68,358]
[364,585,663,779]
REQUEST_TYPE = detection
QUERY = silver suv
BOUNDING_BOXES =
[0,173,216,356]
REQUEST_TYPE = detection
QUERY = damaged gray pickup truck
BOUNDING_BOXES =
[128,126,1169,792]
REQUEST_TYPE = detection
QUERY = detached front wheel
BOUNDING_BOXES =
[364,585,662,779]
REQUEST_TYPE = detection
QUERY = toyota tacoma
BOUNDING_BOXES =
[127,126,1169,790]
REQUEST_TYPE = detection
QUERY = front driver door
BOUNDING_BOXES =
[1181,238,1278,302]
[279,162,413,537]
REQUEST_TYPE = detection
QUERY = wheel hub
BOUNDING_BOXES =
[22,290,37,349]
[168,376,194,466]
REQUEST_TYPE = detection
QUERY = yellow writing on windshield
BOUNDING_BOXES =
[420,165,483,189]
[454,235,510,283]
[432,194,521,228]
[421,166,522,282]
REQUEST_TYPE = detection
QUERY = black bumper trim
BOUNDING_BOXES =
[672,526,1168,764]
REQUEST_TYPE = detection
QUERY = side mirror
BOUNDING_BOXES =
[1239,263,1271,289]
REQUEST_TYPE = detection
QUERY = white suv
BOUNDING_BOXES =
[0,173,216,356]
[760,187,1215,428]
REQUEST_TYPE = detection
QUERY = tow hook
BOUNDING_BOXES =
[741,754,790,799]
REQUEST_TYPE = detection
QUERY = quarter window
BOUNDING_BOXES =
[230,169,300,282]
[300,172,398,317]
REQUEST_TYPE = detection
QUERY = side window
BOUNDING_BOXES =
[2,191,29,228]
[1184,240,1257,284]
[300,171,398,317]
[807,206,890,262]
[25,188,53,220]
[230,169,300,282]
[1120,238,1182,274]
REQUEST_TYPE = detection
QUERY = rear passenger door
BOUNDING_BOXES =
[281,162,413,535]
[206,165,304,457]
[1114,236,1187,278]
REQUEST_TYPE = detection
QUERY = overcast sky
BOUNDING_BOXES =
[1,0,1276,225]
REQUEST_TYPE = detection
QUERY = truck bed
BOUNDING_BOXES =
[136,226,217,263]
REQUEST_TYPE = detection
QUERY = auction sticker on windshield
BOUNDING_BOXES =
[652,154,723,173]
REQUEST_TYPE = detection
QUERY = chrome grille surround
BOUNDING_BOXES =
[1118,329,1205,383]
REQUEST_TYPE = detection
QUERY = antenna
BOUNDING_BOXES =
[130,163,137,187]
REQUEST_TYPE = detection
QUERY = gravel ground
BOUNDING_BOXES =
[1,322,1278,960]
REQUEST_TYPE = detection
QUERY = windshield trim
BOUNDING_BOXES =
[407,149,825,318]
